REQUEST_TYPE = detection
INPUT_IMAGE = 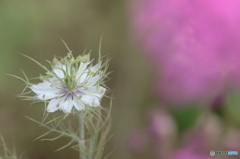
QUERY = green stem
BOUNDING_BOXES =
[79,115,86,159]
[88,116,99,159]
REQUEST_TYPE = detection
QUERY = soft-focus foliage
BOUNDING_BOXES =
[0,135,23,159]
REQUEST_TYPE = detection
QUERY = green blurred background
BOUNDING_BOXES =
[0,0,154,158]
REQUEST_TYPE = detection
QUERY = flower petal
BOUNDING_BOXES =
[43,77,58,83]
[37,94,57,100]
[47,98,62,112]
[78,72,89,83]
[60,98,73,113]
[81,95,100,107]
[72,96,85,111]
[83,86,106,98]
[89,62,101,73]
[85,75,101,86]
[52,60,68,78]
[30,82,60,100]
[76,62,90,79]
[53,68,64,78]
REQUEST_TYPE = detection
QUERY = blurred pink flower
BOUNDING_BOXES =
[148,108,176,141]
[147,108,176,159]
[131,0,240,105]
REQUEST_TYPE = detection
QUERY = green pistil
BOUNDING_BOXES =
[65,76,77,92]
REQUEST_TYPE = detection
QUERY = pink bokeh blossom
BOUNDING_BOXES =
[131,0,240,105]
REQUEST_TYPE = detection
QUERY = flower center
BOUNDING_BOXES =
[64,76,77,92]
[62,85,82,99]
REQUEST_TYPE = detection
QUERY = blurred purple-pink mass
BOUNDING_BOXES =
[131,0,240,105]
[127,109,228,159]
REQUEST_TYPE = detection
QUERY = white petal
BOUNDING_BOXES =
[30,82,51,91]
[53,62,68,78]
[78,72,88,83]
[86,75,101,86]
[37,93,58,100]
[90,63,101,73]
[81,95,100,107]
[83,86,106,98]
[43,77,58,83]
[47,98,62,112]
[53,68,64,78]
[72,96,85,111]
[30,82,60,100]
[76,62,90,79]
[60,98,73,113]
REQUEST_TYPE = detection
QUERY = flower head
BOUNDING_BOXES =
[29,52,107,113]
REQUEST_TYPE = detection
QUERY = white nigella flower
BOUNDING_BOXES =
[30,53,107,113]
